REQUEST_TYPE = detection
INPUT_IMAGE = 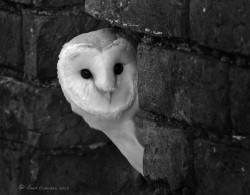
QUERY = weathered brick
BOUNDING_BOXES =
[85,0,190,38]
[23,11,109,78]
[0,150,21,195]
[137,111,194,192]
[0,76,108,148]
[138,44,230,133]
[6,0,85,7]
[190,0,250,55]
[0,145,144,195]
[0,11,23,68]
[194,139,250,195]
[229,67,250,135]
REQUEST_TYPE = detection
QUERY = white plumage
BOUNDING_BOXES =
[57,28,144,174]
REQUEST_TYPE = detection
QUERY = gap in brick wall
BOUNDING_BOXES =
[141,110,233,145]
[142,109,250,153]
[141,34,250,69]
[0,134,111,156]
[0,66,60,88]
[1,0,84,13]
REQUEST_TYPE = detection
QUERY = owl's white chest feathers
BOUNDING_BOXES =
[70,94,144,174]
[105,119,144,174]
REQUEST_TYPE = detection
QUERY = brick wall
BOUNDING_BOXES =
[85,0,250,194]
[0,1,144,194]
[0,0,250,195]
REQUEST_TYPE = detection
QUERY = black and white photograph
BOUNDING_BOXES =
[0,0,249,194]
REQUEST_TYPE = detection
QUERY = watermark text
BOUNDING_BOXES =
[18,184,70,191]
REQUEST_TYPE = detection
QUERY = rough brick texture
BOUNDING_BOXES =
[85,0,190,38]
[137,111,194,193]
[230,68,250,135]
[86,0,250,56]
[0,145,143,195]
[138,110,250,195]
[190,0,250,55]
[0,76,148,194]
[0,11,23,68]
[138,44,230,134]
[23,11,109,78]
[0,77,108,148]
[194,139,250,195]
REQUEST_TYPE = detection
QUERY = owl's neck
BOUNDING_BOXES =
[70,95,144,174]
[103,118,144,175]
[84,109,144,174]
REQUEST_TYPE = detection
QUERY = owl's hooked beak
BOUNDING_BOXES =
[95,74,116,104]
[102,91,113,104]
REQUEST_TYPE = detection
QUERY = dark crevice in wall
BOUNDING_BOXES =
[141,110,250,152]
[140,34,250,69]
[0,64,24,78]
[22,6,85,16]
[147,178,171,194]
[1,0,85,13]
[0,135,111,156]
[0,0,21,13]
[0,66,60,88]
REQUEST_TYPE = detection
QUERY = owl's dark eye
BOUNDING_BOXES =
[114,63,123,75]
[80,69,92,79]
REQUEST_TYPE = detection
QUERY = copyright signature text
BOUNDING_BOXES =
[18,184,70,191]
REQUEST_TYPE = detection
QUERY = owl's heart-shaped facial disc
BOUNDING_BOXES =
[58,28,138,118]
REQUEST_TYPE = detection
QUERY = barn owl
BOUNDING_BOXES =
[57,28,144,174]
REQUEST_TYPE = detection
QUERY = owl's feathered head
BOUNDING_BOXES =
[57,28,138,119]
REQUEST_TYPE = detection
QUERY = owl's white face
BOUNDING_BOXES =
[58,38,137,119]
